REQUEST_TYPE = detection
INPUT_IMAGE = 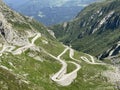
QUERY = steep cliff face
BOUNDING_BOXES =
[0,0,51,46]
[50,0,120,58]
[0,12,29,46]
[100,41,120,59]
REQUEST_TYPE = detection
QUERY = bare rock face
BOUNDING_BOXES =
[0,12,13,43]
[0,12,31,46]
[0,21,5,37]
[0,0,37,46]
[99,41,120,59]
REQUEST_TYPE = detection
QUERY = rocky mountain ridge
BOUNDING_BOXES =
[50,0,120,59]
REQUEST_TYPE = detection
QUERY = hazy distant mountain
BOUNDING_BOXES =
[3,0,100,25]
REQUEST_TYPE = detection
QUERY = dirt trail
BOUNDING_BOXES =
[0,32,106,86]
[12,33,41,55]
[0,45,15,56]
[81,54,105,65]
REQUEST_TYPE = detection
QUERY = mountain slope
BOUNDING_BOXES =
[50,0,120,59]
[0,0,118,90]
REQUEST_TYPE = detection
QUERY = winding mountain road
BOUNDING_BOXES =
[81,54,105,65]
[0,33,41,55]
[0,45,15,56]
[50,45,106,86]
[12,33,41,55]
[31,33,41,44]
[69,47,81,63]
[0,32,105,86]
[50,46,81,86]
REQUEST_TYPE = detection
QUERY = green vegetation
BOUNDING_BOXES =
[29,20,54,40]
[50,0,120,57]
[57,48,114,90]
[0,51,62,90]
[0,47,114,90]
[11,21,31,31]
[0,0,116,89]
[0,67,32,90]
[35,36,65,56]
[67,62,77,73]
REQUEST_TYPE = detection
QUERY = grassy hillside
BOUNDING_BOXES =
[0,0,117,90]
[0,48,114,90]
